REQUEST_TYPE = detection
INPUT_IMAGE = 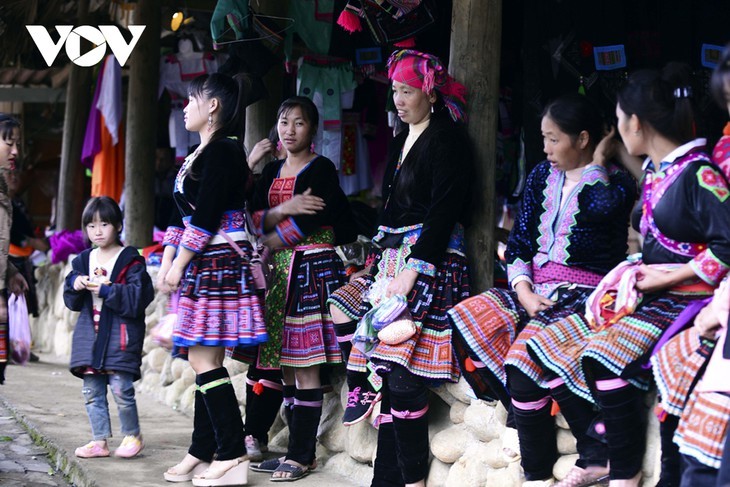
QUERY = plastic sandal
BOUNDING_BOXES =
[192,458,250,486]
[270,462,310,482]
[114,435,144,458]
[554,466,610,487]
[74,441,110,458]
[164,460,211,482]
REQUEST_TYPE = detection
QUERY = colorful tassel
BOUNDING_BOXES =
[550,399,561,417]
[394,37,416,48]
[337,7,362,33]
[252,382,264,395]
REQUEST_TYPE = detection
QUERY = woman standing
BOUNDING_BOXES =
[160,73,267,487]
[328,50,472,487]
[449,94,637,486]
[249,96,356,481]
[529,64,730,486]
[0,114,28,384]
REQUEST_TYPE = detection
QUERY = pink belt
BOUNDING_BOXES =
[533,262,603,287]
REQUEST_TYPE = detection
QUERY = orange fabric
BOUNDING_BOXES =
[91,115,125,202]
[723,122,730,137]
[8,243,33,258]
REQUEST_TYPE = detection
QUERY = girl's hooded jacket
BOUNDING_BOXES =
[64,247,154,380]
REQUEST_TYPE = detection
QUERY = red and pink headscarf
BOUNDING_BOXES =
[387,49,467,122]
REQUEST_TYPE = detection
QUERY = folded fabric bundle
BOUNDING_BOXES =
[372,294,408,331]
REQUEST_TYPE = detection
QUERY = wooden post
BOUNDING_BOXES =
[56,0,91,230]
[243,1,287,167]
[123,0,160,247]
[449,0,502,292]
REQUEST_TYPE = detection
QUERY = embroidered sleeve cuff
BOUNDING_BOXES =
[181,224,213,253]
[510,275,534,291]
[690,248,730,286]
[162,226,183,248]
[405,258,436,277]
[275,217,305,247]
[507,258,533,284]
[582,165,610,184]
[252,210,267,235]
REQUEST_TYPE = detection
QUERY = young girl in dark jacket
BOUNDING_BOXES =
[64,196,154,459]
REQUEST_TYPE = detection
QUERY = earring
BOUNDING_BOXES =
[310,142,315,152]
[276,141,283,152]
[430,104,434,113]
[208,114,213,129]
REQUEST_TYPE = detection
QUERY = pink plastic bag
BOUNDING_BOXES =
[150,291,178,351]
[8,294,31,365]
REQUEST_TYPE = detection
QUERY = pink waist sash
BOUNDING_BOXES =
[533,262,603,287]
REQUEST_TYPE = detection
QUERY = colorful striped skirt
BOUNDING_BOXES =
[448,287,593,388]
[676,389,730,469]
[328,247,470,382]
[527,292,705,402]
[255,244,345,369]
[174,240,267,348]
[651,327,715,416]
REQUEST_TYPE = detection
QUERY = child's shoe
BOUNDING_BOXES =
[114,435,144,458]
[244,435,267,462]
[75,440,110,458]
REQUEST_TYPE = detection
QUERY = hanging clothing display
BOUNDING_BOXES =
[285,0,334,62]
[297,56,357,171]
[82,55,125,202]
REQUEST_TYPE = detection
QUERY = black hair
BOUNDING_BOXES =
[710,43,730,109]
[542,93,603,150]
[188,72,250,145]
[0,113,20,141]
[81,196,123,245]
[616,62,695,145]
[276,96,320,141]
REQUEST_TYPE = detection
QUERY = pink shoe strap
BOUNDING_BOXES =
[511,396,550,411]
[373,413,393,428]
[391,404,428,420]
[595,377,630,391]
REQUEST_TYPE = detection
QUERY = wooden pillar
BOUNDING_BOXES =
[449,0,502,292]
[243,1,287,165]
[123,0,160,247]
[56,0,91,230]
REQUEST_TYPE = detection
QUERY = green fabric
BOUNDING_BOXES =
[196,377,232,394]
[210,0,250,47]
[258,229,336,369]
[284,0,334,61]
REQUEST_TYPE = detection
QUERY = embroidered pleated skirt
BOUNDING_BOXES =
[174,239,267,348]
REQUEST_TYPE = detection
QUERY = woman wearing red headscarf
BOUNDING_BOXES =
[328,50,473,486]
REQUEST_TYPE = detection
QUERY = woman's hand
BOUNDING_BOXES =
[74,275,90,291]
[8,273,28,296]
[156,262,171,290]
[279,188,325,217]
[385,269,419,298]
[591,126,617,167]
[248,138,274,171]
[349,266,371,282]
[694,304,722,339]
[635,265,673,293]
[516,289,555,317]
[161,262,185,294]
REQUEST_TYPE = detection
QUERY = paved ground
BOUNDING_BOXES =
[0,355,359,487]
[0,400,71,486]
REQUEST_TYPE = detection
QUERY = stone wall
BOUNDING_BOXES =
[32,259,660,486]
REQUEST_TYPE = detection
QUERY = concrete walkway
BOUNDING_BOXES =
[0,355,360,487]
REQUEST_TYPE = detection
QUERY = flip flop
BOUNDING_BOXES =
[270,462,310,482]
[250,457,283,473]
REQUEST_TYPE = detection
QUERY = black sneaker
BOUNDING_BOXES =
[342,386,382,426]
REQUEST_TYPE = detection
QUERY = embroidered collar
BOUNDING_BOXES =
[642,138,706,173]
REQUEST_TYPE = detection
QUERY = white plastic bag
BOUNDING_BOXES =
[8,294,31,365]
